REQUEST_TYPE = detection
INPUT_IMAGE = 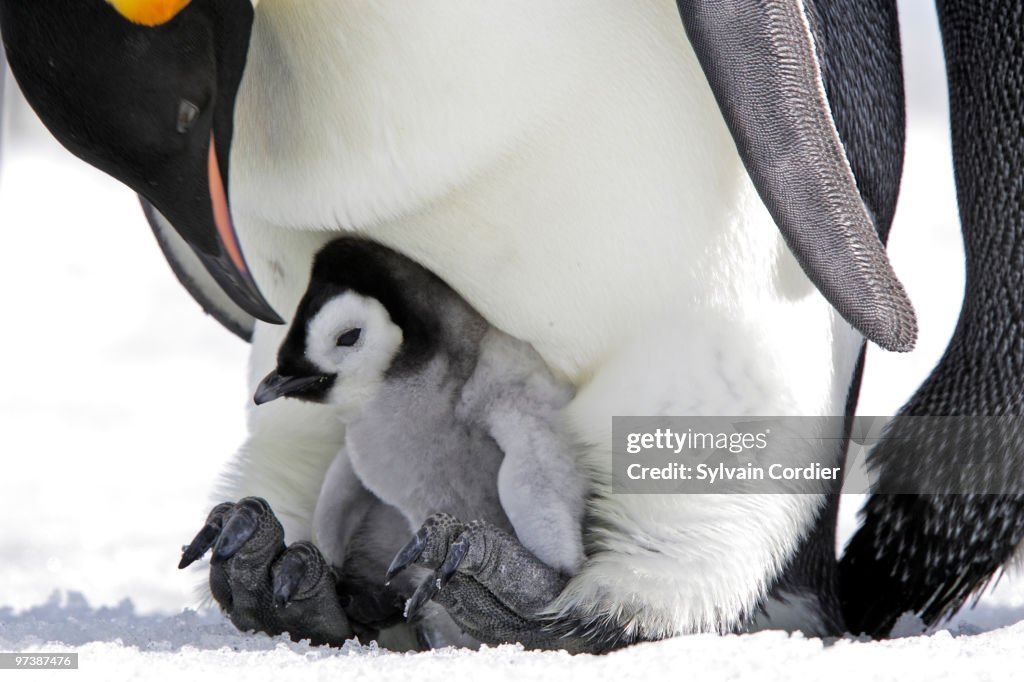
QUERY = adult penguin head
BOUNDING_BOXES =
[0,0,282,323]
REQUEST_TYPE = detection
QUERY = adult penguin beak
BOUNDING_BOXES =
[113,0,283,323]
[187,129,284,325]
[0,0,283,324]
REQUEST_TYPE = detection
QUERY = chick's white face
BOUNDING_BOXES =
[304,292,404,416]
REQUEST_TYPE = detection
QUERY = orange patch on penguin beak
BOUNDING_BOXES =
[208,133,248,276]
[106,0,192,27]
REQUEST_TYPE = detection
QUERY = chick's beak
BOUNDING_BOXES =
[253,370,332,405]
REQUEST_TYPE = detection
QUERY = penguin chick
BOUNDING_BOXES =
[254,237,586,576]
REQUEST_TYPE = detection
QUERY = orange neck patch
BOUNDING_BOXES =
[106,0,192,27]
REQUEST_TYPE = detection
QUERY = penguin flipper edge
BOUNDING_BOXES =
[675,0,917,352]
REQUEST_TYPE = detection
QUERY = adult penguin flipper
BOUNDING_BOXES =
[676,0,917,353]
[840,3,1024,637]
[141,199,256,342]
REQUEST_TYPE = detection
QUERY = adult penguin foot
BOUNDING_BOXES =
[387,513,635,654]
[179,497,353,647]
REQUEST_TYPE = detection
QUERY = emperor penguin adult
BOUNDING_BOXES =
[838,3,1024,638]
[1,0,1020,647]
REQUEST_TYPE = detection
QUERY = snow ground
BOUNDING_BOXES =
[2,4,1022,680]
[3,595,1024,682]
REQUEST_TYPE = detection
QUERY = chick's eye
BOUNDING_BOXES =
[177,99,200,134]
[336,328,362,347]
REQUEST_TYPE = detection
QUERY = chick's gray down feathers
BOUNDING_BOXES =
[279,237,587,577]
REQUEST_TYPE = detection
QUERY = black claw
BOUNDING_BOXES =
[438,536,470,589]
[404,575,440,622]
[273,551,308,608]
[385,528,427,584]
[211,505,259,564]
[178,521,223,569]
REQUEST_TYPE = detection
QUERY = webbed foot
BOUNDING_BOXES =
[179,497,352,647]
[387,512,631,653]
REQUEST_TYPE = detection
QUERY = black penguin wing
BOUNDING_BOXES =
[675,0,916,352]
[142,198,255,342]
[840,2,1024,637]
